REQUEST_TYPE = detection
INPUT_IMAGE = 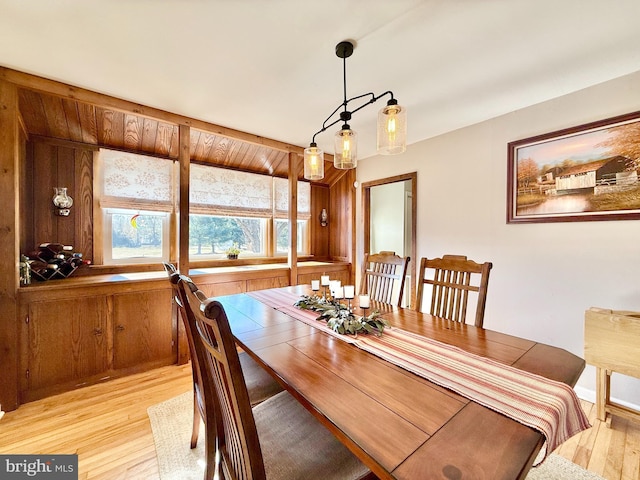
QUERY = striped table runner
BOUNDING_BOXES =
[355,328,590,463]
[247,289,591,464]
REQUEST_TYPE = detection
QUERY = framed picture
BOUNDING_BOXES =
[507,111,640,223]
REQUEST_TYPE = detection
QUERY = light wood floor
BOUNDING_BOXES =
[0,364,638,480]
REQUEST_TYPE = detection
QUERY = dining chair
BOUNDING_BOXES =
[177,274,373,480]
[416,254,493,327]
[359,252,410,307]
[163,263,282,449]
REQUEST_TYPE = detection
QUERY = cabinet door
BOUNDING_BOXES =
[199,280,245,298]
[112,288,176,370]
[246,275,289,292]
[27,296,108,394]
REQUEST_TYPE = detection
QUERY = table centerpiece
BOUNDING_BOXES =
[294,294,387,336]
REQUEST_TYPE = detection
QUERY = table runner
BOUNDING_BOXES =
[247,288,303,309]
[355,328,590,463]
[247,290,591,464]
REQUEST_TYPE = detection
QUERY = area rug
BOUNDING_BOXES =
[148,392,605,480]
[148,392,205,480]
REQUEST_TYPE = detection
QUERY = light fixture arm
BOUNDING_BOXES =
[311,90,396,144]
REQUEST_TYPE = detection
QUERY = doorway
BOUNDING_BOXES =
[362,172,417,308]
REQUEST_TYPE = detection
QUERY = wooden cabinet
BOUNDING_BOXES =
[192,264,291,298]
[26,296,109,398]
[296,262,351,287]
[112,288,175,370]
[16,263,349,406]
[19,278,176,403]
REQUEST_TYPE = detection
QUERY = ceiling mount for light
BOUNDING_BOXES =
[303,40,407,181]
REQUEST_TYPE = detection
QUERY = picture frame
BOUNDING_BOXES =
[507,111,640,223]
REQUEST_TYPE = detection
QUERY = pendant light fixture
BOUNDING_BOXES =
[303,40,407,180]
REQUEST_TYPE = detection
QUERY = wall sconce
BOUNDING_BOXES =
[52,187,73,216]
[320,208,328,227]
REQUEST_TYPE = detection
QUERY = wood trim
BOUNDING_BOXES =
[288,152,299,283]
[178,125,190,274]
[362,172,417,308]
[92,149,105,264]
[348,169,357,285]
[30,134,101,152]
[0,79,20,410]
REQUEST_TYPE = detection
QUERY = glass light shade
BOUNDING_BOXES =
[377,102,407,155]
[52,187,73,208]
[303,145,325,180]
[334,127,357,169]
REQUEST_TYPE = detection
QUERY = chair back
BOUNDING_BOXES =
[163,262,207,449]
[162,262,177,275]
[178,275,266,480]
[416,254,492,327]
[359,252,410,307]
[163,263,201,381]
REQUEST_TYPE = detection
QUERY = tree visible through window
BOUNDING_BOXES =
[110,211,166,260]
[189,215,264,257]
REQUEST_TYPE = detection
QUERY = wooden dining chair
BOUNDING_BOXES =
[416,254,493,327]
[359,252,410,307]
[178,275,373,480]
[163,263,282,449]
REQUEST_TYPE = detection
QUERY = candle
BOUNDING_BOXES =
[359,294,370,308]
[344,285,355,299]
[321,275,330,286]
[311,280,320,291]
[334,286,344,299]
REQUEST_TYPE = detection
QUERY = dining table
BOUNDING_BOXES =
[214,285,587,480]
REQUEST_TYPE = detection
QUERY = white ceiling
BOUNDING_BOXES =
[1,0,640,160]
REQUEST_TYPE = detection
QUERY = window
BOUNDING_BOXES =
[98,149,175,265]
[190,165,310,259]
[275,219,308,254]
[273,177,310,256]
[190,214,266,258]
[103,208,170,264]
[96,149,311,264]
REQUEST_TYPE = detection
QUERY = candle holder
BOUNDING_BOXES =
[358,294,370,318]
[311,279,320,298]
[361,306,369,320]
[344,285,355,312]
[320,275,330,300]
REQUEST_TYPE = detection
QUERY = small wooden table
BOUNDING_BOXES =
[585,307,640,426]
[217,286,586,480]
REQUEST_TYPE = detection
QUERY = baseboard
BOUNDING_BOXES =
[574,386,640,413]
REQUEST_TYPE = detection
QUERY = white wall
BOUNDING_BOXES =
[356,70,640,407]
[370,181,405,255]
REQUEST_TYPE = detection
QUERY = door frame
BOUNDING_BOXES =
[362,172,417,308]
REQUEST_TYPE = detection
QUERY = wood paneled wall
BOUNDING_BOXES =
[21,138,354,271]
[22,140,94,259]
[310,184,330,259]
[330,169,357,269]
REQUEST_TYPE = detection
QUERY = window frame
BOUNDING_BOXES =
[94,149,312,267]
[102,207,171,265]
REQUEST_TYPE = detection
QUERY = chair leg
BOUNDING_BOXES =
[191,392,200,449]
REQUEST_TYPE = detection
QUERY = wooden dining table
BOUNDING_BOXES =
[214,285,586,480]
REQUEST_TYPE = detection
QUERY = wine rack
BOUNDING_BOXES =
[26,243,84,281]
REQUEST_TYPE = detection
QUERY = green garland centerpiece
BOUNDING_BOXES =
[294,294,388,336]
